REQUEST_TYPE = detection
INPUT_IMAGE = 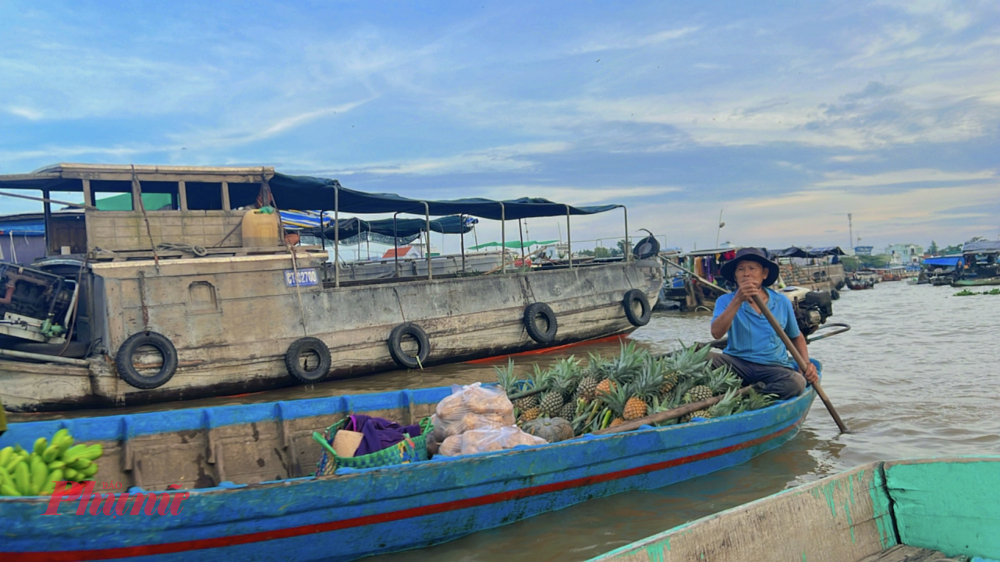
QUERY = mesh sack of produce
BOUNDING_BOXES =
[433,383,515,439]
[437,426,547,457]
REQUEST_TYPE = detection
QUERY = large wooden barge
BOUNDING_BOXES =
[0,164,661,412]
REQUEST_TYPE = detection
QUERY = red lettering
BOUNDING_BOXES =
[88,492,116,516]
[75,481,96,515]
[43,481,82,515]
[114,493,132,516]
[130,492,150,515]
[167,485,188,515]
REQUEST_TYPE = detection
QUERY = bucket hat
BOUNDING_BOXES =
[720,247,780,287]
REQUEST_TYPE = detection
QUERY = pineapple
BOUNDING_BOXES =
[742,388,777,411]
[550,356,583,401]
[708,388,742,418]
[539,389,564,418]
[559,400,578,420]
[595,377,615,396]
[575,374,599,402]
[683,385,713,404]
[681,409,713,423]
[659,370,680,396]
[519,407,541,422]
[496,359,538,411]
[609,418,625,428]
[623,393,648,421]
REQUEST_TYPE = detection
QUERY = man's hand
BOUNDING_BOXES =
[800,362,819,385]
[734,280,761,304]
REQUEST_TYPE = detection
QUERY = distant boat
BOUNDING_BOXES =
[593,456,1000,562]
[952,277,1000,287]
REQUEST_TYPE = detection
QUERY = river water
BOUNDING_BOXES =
[11,280,999,560]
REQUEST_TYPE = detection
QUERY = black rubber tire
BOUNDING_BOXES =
[115,331,178,390]
[284,337,332,383]
[632,235,661,259]
[387,323,430,370]
[523,302,558,344]
[622,289,652,327]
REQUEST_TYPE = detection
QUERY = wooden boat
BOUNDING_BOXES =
[0,164,662,412]
[592,456,1000,562]
[846,279,874,290]
[0,374,818,561]
[952,277,1000,287]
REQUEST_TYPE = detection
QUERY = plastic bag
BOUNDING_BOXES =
[433,383,515,439]
[437,426,546,456]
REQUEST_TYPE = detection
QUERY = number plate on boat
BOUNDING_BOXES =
[284,269,318,287]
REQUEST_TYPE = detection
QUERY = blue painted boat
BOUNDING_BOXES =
[593,456,1000,562]
[0,370,818,561]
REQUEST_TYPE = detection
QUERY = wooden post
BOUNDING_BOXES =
[623,205,630,263]
[178,181,188,211]
[334,186,340,288]
[82,179,92,207]
[566,205,572,268]
[221,181,230,211]
[499,202,506,274]
[424,202,432,280]
[42,189,51,256]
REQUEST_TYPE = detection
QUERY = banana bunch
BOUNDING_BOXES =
[0,429,103,496]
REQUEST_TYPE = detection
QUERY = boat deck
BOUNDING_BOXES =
[860,545,969,562]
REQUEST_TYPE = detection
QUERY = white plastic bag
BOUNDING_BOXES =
[433,383,515,439]
[438,426,547,456]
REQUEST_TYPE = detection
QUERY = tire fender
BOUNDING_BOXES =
[285,337,332,383]
[523,302,558,344]
[622,289,652,327]
[387,323,430,370]
[115,331,179,390]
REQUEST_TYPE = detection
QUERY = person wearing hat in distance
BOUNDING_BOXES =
[710,248,819,399]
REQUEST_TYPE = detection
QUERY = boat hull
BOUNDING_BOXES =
[952,277,1000,287]
[1,259,661,412]
[593,456,1000,562]
[0,381,815,561]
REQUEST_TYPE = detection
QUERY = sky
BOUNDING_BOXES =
[1,0,998,255]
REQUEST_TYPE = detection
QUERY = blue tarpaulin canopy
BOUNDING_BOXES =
[769,246,845,259]
[922,256,963,268]
[280,213,478,246]
[266,173,619,220]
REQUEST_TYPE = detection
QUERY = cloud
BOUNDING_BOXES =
[6,106,44,120]
[810,169,995,189]
[312,142,573,176]
[569,26,700,54]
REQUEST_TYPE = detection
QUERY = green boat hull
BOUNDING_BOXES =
[594,456,1000,562]
[953,278,1000,287]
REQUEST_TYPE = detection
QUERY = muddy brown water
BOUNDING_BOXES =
[11,281,1000,560]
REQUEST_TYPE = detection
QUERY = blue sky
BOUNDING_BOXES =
[1,1,998,254]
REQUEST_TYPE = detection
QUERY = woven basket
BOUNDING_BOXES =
[313,417,433,476]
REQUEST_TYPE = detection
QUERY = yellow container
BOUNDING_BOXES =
[241,209,280,248]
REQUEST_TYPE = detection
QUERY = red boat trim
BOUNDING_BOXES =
[8,414,805,561]
[464,334,627,364]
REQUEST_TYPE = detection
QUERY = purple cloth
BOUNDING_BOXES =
[344,415,423,456]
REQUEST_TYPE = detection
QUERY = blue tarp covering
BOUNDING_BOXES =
[267,173,619,220]
[0,218,45,236]
[922,256,963,267]
[769,246,845,259]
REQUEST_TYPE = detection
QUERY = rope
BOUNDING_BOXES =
[155,243,208,257]
[131,165,160,274]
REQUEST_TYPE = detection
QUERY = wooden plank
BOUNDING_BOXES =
[221,181,230,210]
[858,545,966,562]
[82,178,92,206]
[178,180,188,211]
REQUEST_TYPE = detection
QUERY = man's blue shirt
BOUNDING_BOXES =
[712,288,800,368]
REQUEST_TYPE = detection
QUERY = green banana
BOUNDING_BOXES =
[30,457,48,495]
[13,461,30,495]
[42,445,60,464]
[55,435,74,454]
[33,437,48,456]
[0,484,20,496]
[82,463,99,478]
[0,466,11,487]
[52,429,69,444]
[61,444,88,465]
[47,460,66,470]
[63,468,78,481]
[81,444,103,461]
[3,456,20,473]
[0,446,13,466]
[43,469,64,494]
[71,458,92,471]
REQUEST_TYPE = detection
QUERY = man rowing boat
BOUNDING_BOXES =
[710,247,819,399]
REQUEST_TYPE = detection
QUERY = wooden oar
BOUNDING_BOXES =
[592,386,753,435]
[749,293,850,434]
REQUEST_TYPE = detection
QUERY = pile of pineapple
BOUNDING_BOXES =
[496,342,776,436]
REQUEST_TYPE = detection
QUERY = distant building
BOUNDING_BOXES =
[884,243,924,265]
[854,246,873,256]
